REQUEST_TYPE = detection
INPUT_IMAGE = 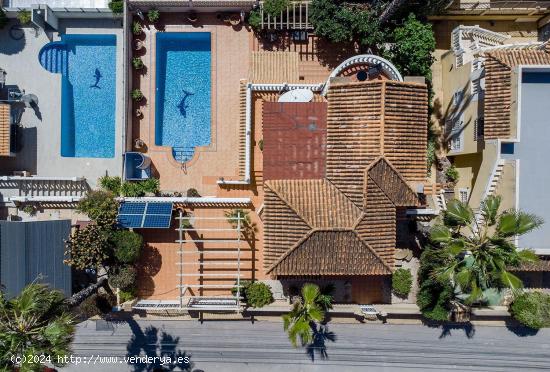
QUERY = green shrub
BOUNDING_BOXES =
[132,21,142,35]
[510,292,550,329]
[99,175,122,195]
[77,190,118,227]
[119,288,136,303]
[387,13,435,81]
[108,0,123,14]
[119,178,159,197]
[20,204,36,216]
[111,230,143,264]
[140,178,160,194]
[109,265,137,291]
[132,57,144,69]
[445,165,459,183]
[247,9,262,30]
[232,279,253,301]
[78,293,116,318]
[245,282,273,308]
[17,10,31,25]
[147,9,160,23]
[263,0,289,17]
[186,188,200,197]
[416,246,453,321]
[392,268,413,298]
[132,89,144,101]
[65,225,113,270]
[310,0,384,47]
[0,8,8,29]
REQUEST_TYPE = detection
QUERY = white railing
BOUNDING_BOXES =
[259,0,312,30]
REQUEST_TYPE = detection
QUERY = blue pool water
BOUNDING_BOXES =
[39,34,117,158]
[155,32,211,162]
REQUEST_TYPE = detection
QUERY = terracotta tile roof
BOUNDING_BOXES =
[262,80,428,277]
[263,102,327,181]
[249,51,300,83]
[483,44,550,139]
[0,103,11,157]
[266,179,361,229]
[326,81,428,208]
[269,231,392,276]
[511,256,550,272]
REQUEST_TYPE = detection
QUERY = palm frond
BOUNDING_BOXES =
[430,224,452,243]
[481,195,501,226]
[500,271,523,289]
[444,199,474,227]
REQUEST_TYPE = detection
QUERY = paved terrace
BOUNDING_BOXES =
[132,14,351,301]
[0,19,124,188]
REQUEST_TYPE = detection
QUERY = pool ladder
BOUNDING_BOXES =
[172,147,195,163]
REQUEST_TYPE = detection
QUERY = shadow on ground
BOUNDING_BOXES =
[306,324,337,362]
[126,318,197,371]
[505,321,540,337]
[422,320,476,339]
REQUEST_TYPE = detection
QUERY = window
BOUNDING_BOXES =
[449,134,462,152]
[459,188,470,204]
[501,142,515,155]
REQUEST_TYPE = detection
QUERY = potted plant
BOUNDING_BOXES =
[131,89,144,102]
[17,9,31,25]
[132,57,144,70]
[132,21,143,35]
[147,9,160,23]
[133,39,144,51]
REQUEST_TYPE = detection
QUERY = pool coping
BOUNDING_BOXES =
[146,26,218,170]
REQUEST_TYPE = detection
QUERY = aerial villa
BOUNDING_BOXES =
[440,25,550,287]
[0,0,442,310]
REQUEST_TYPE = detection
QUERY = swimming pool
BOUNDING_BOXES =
[39,34,117,158]
[155,32,211,162]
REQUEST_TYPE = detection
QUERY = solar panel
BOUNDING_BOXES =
[119,202,146,215]
[146,203,172,215]
[143,214,172,228]
[117,202,173,229]
[118,214,143,228]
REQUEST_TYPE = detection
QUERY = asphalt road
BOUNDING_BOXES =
[62,319,550,372]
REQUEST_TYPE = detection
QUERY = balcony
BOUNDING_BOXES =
[443,0,550,16]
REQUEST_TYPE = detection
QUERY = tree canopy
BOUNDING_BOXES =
[0,284,75,370]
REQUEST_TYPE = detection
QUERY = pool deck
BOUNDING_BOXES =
[0,19,124,188]
[133,14,252,196]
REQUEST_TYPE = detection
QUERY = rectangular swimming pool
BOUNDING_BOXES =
[40,34,117,158]
[155,32,212,162]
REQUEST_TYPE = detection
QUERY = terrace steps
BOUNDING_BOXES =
[38,42,68,75]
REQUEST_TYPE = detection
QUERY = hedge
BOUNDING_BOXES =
[510,291,550,329]
[392,268,413,298]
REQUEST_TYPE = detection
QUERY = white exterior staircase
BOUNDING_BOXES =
[474,159,505,226]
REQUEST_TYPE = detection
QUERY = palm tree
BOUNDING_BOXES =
[282,283,328,347]
[0,283,75,370]
[430,195,542,305]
